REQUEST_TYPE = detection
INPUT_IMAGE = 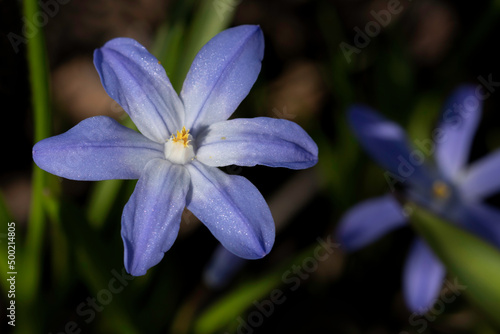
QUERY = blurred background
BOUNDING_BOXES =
[2,0,500,333]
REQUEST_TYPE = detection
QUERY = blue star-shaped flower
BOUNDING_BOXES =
[337,85,500,313]
[33,25,318,276]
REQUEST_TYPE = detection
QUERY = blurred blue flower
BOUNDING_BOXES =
[337,85,500,314]
[32,25,318,276]
[203,244,247,289]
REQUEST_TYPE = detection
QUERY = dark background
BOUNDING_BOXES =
[2,0,500,333]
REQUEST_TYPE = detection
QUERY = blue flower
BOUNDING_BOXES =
[32,25,318,276]
[203,244,247,289]
[337,85,500,313]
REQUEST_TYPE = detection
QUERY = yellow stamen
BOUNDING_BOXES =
[171,126,190,147]
[433,180,450,199]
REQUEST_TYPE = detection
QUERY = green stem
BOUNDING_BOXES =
[21,0,52,331]
[410,204,500,328]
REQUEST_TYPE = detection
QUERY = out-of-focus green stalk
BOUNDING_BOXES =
[191,243,323,334]
[410,204,500,328]
[192,271,283,334]
[75,248,140,334]
[153,21,186,89]
[87,179,123,228]
[61,201,140,334]
[152,0,195,83]
[44,192,70,293]
[152,22,181,63]
[406,94,441,143]
[21,0,52,332]
[23,0,51,312]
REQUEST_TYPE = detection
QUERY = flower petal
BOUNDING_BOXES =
[461,203,500,249]
[435,85,482,179]
[122,159,190,276]
[181,25,264,134]
[32,116,163,180]
[94,38,183,142]
[336,194,407,251]
[348,105,433,188]
[203,244,247,288]
[196,117,318,169]
[461,149,500,201]
[403,238,446,314]
[186,161,274,259]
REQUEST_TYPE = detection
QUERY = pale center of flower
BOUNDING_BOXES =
[432,180,450,199]
[164,126,195,165]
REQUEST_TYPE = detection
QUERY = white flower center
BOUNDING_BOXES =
[164,126,195,165]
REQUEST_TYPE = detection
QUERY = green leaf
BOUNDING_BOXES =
[60,201,141,334]
[193,271,283,334]
[194,272,281,334]
[406,93,441,143]
[151,0,195,87]
[152,20,186,87]
[20,1,53,332]
[409,204,500,328]
[192,244,321,334]
[87,179,123,229]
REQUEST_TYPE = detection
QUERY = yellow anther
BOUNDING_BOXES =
[432,180,450,199]
[171,126,190,147]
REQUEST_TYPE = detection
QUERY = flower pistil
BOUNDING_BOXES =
[432,180,450,200]
[172,126,191,147]
[164,126,195,165]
